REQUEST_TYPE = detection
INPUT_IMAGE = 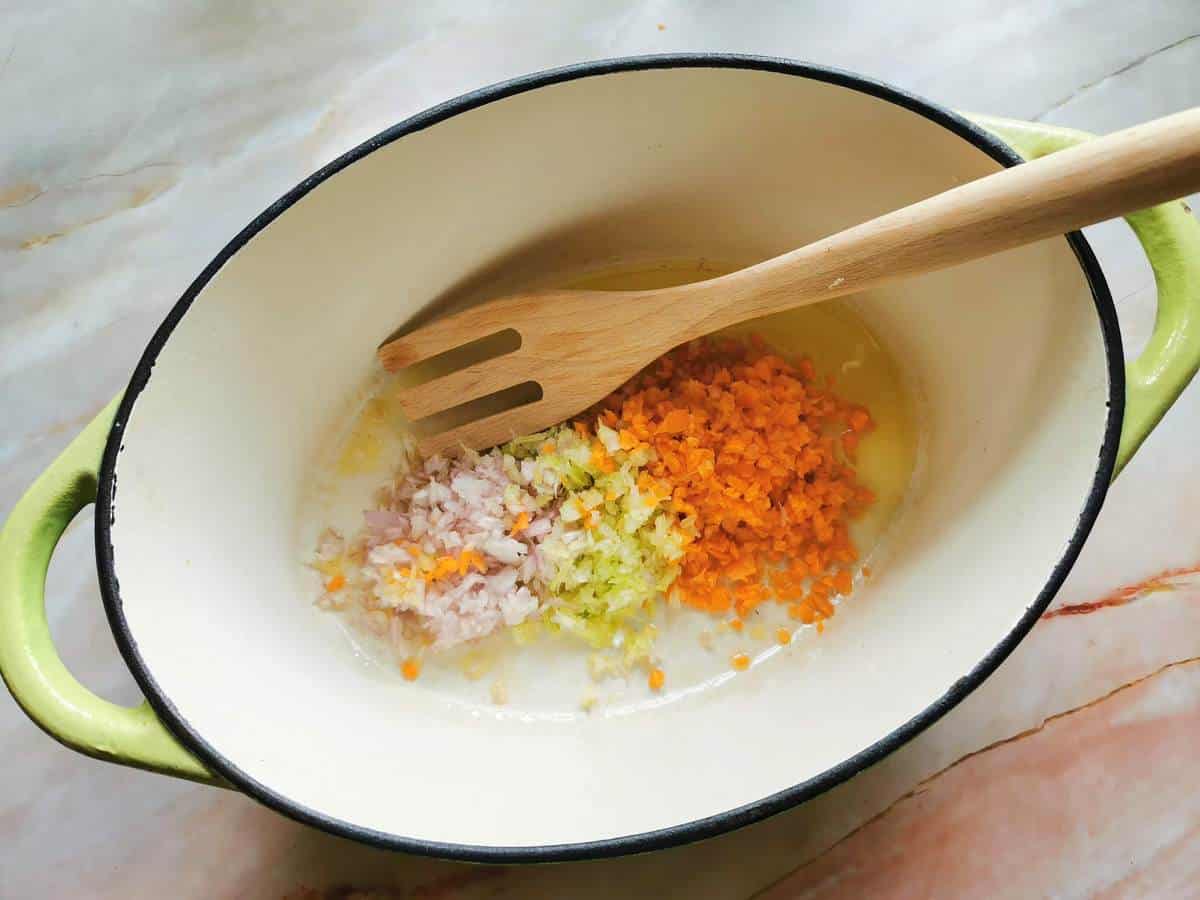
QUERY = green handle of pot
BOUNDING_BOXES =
[971,114,1200,476]
[0,396,219,785]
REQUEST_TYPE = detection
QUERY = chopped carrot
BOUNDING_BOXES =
[590,441,616,473]
[789,603,817,624]
[710,587,732,613]
[594,336,874,628]
[573,421,590,437]
[658,409,691,435]
[540,441,556,454]
[734,583,768,616]
[324,574,345,592]
[400,657,422,681]
[833,569,853,594]
[731,652,750,671]
[810,593,835,617]
[648,668,666,691]
[848,408,872,432]
[728,618,744,632]
[404,549,489,581]
[509,511,530,535]
[431,556,458,580]
[776,627,792,645]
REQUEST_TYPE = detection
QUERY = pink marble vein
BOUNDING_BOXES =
[757,660,1200,900]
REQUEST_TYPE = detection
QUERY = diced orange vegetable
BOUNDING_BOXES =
[789,603,817,624]
[400,657,421,681]
[509,511,530,535]
[429,556,458,580]
[811,593,835,617]
[776,627,792,645]
[731,652,750,671]
[324,574,345,592]
[596,336,874,628]
[648,668,665,691]
[658,409,691,435]
[848,408,872,432]
[833,569,853,594]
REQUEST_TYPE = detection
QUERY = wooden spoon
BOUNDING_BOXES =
[379,109,1200,454]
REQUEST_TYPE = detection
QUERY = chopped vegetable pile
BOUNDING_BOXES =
[313,335,875,687]
[595,336,875,625]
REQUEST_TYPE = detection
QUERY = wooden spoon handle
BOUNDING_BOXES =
[681,108,1200,335]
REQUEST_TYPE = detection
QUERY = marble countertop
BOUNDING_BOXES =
[4,3,1200,897]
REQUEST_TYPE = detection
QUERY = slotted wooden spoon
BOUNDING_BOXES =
[379,109,1200,454]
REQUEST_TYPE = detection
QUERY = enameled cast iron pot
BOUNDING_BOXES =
[4,55,1200,861]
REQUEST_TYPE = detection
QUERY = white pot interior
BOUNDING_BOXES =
[108,64,1112,849]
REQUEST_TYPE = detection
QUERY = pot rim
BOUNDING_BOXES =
[94,52,1123,862]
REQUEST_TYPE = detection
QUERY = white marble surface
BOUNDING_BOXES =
[4,3,1200,897]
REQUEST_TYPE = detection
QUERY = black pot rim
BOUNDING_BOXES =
[94,52,1123,863]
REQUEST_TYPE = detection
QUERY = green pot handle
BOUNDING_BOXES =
[0,396,219,785]
[970,114,1200,476]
